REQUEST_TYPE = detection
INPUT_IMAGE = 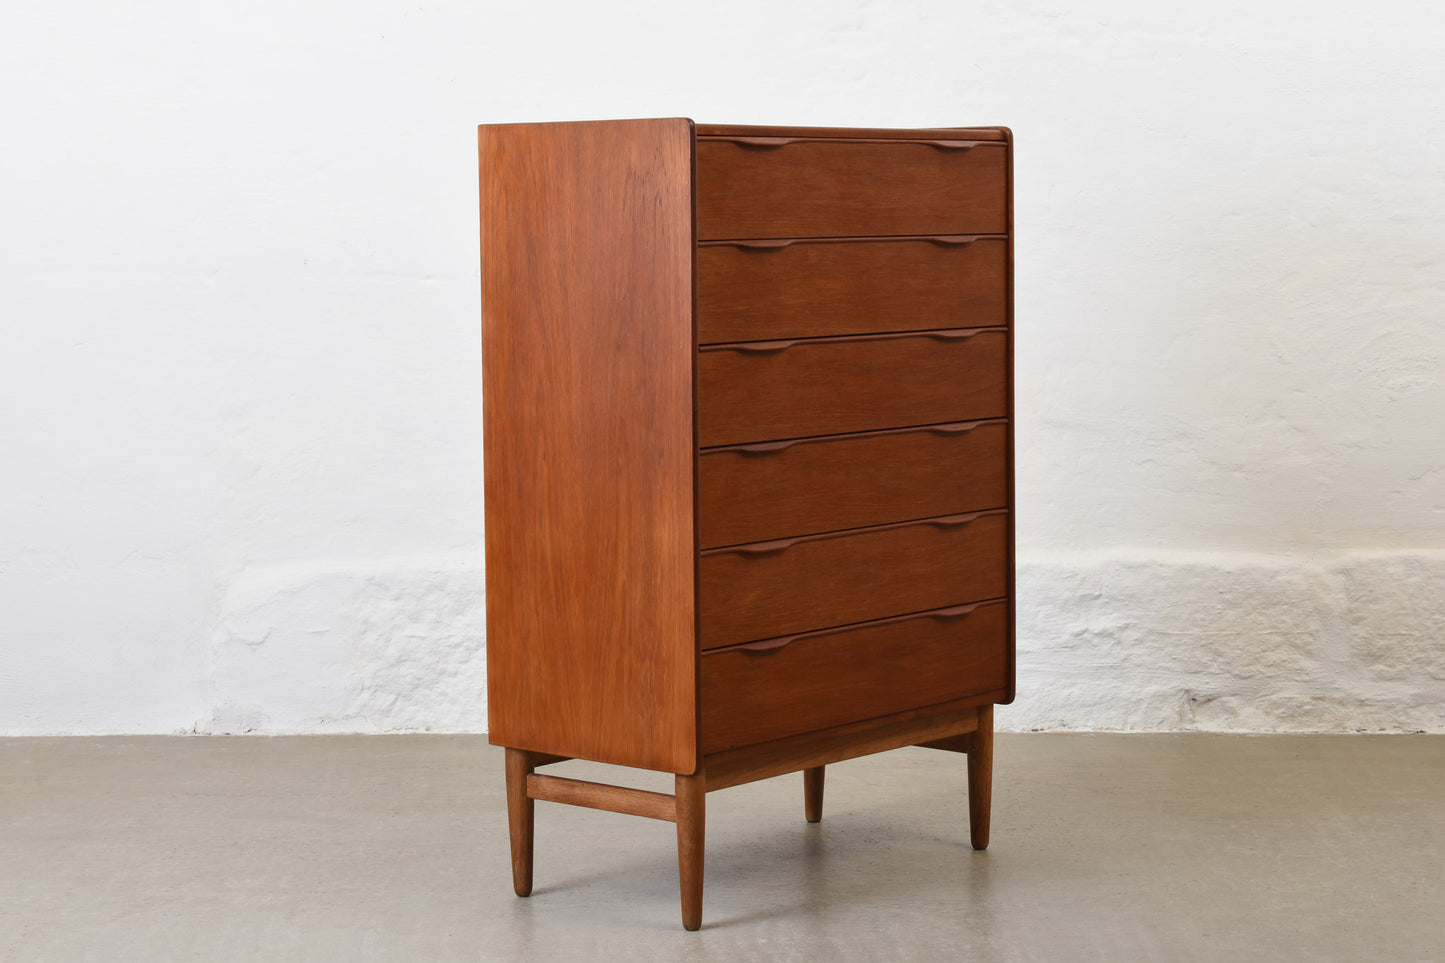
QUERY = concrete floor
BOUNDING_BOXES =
[1,734,1441,962]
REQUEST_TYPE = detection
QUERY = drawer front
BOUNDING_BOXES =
[700,600,1010,753]
[698,329,1007,447]
[697,236,1007,344]
[696,138,1007,239]
[698,421,1008,549]
[700,510,1009,649]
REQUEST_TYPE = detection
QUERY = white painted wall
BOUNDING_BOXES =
[2,1,1441,734]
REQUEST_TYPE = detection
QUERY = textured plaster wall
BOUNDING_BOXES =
[2,2,1442,734]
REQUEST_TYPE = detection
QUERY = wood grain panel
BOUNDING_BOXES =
[697,236,1007,343]
[698,328,1008,447]
[699,510,1008,648]
[698,421,1008,549]
[480,118,697,774]
[700,601,1009,753]
[696,139,1007,239]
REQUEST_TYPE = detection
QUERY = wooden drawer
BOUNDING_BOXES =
[697,236,1007,344]
[700,600,1009,753]
[698,328,1008,447]
[696,137,1007,240]
[698,420,1008,549]
[700,510,1009,649]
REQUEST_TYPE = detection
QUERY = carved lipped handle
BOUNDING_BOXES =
[925,602,984,621]
[924,421,987,437]
[731,439,799,457]
[735,635,799,654]
[717,238,796,251]
[923,511,988,529]
[725,136,795,149]
[922,235,980,248]
[718,339,797,355]
[725,537,799,558]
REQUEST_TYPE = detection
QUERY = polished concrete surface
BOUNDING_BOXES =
[2,733,1441,961]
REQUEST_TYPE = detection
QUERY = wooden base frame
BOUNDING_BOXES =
[502,701,995,930]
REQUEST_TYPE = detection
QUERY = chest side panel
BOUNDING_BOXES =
[480,119,697,773]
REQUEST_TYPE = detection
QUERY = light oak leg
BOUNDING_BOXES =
[966,705,993,850]
[675,771,706,931]
[803,766,825,823]
[505,748,535,896]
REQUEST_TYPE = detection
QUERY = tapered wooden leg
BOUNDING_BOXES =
[675,771,706,931]
[966,705,993,850]
[803,766,825,823]
[505,748,535,896]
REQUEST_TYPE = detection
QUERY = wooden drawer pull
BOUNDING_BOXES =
[927,602,985,621]
[725,136,795,149]
[727,537,797,557]
[924,421,988,436]
[718,238,796,251]
[923,235,980,247]
[923,511,989,529]
[736,635,798,654]
[732,439,799,456]
[719,339,797,355]
[924,140,980,151]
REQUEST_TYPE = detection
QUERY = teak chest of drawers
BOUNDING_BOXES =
[479,118,1014,930]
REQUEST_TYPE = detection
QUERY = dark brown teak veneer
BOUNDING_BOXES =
[479,118,1014,930]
